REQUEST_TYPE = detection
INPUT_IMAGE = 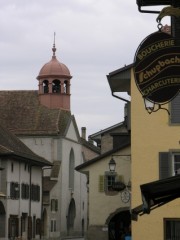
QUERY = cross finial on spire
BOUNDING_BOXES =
[52,32,56,57]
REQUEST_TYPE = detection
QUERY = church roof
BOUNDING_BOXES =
[37,42,71,79]
[37,56,71,79]
[0,124,51,166]
[0,90,71,136]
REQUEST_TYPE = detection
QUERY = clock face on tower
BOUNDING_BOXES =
[121,190,130,203]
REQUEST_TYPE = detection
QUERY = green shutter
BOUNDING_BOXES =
[99,175,104,192]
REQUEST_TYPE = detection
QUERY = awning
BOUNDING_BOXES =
[131,175,180,220]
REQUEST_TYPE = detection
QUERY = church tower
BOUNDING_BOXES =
[37,36,72,110]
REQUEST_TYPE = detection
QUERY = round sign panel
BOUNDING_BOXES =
[134,31,180,104]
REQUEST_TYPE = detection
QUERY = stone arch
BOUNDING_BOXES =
[42,208,48,237]
[106,207,131,240]
[67,198,76,235]
[52,79,61,93]
[43,80,49,93]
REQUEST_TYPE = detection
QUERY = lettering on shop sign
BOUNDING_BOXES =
[134,31,180,104]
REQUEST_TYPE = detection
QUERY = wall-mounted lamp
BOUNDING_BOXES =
[109,157,116,172]
[144,98,170,115]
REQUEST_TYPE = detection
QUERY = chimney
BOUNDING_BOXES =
[81,127,86,140]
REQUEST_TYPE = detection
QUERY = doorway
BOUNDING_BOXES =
[108,210,131,240]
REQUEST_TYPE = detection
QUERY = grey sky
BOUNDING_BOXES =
[0,1,170,136]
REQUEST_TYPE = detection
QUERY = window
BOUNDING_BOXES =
[43,80,49,93]
[164,218,180,240]
[64,80,68,93]
[106,174,116,191]
[99,172,122,194]
[170,93,180,124]
[69,149,75,190]
[51,219,56,232]
[10,182,19,199]
[52,79,60,93]
[51,199,58,212]
[159,152,180,179]
[173,154,180,175]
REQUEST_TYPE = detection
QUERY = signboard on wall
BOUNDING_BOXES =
[134,31,180,104]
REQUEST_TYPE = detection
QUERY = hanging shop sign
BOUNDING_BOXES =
[134,31,180,104]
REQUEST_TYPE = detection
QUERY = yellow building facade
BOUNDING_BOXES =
[108,64,180,239]
[131,67,180,239]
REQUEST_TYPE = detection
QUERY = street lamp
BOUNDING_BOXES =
[136,0,172,14]
[144,98,155,114]
[144,98,170,115]
[109,157,116,172]
[137,0,172,6]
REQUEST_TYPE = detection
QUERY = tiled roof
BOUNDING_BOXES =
[75,141,130,171]
[0,90,71,136]
[0,124,51,166]
[50,161,61,178]
[80,138,100,154]
[43,176,57,191]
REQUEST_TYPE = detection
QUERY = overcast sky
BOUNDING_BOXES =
[0,1,170,137]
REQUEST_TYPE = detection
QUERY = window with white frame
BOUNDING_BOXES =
[173,154,180,175]
[159,152,180,179]
[99,172,123,194]
[164,218,180,240]
[50,219,56,232]
[51,199,58,212]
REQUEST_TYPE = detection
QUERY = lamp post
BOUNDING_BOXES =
[108,156,131,191]
[109,157,116,172]
[136,0,180,44]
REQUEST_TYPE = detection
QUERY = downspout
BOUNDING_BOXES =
[138,5,160,14]
[112,91,130,103]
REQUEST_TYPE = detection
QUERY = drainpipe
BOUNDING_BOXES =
[112,92,130,103]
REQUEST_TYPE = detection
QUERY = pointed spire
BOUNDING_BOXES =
[52,32,56,57]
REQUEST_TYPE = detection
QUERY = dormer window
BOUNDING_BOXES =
[43,80,49,93]
[52,80,60,93]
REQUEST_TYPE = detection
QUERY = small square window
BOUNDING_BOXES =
[164,218,180,239]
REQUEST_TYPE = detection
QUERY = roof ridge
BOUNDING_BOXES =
[0,144,13,153]
[56,109,61,133]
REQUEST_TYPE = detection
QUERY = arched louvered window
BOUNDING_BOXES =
[64,80,68,93]
[69,149,75,190]
[52,79,61,93]
[43,80,49,93]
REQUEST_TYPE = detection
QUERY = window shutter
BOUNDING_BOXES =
[55,199,58,211]
[8,217,12,237]
[21,183,24,199]
[99,175,104,192]
[10,182,13,198]
[51,199,53,211]
[26,184,29,199]
[171,93,180,123]
[159,152,172,179]
[37,185,40,201]
[31,184,34,201]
